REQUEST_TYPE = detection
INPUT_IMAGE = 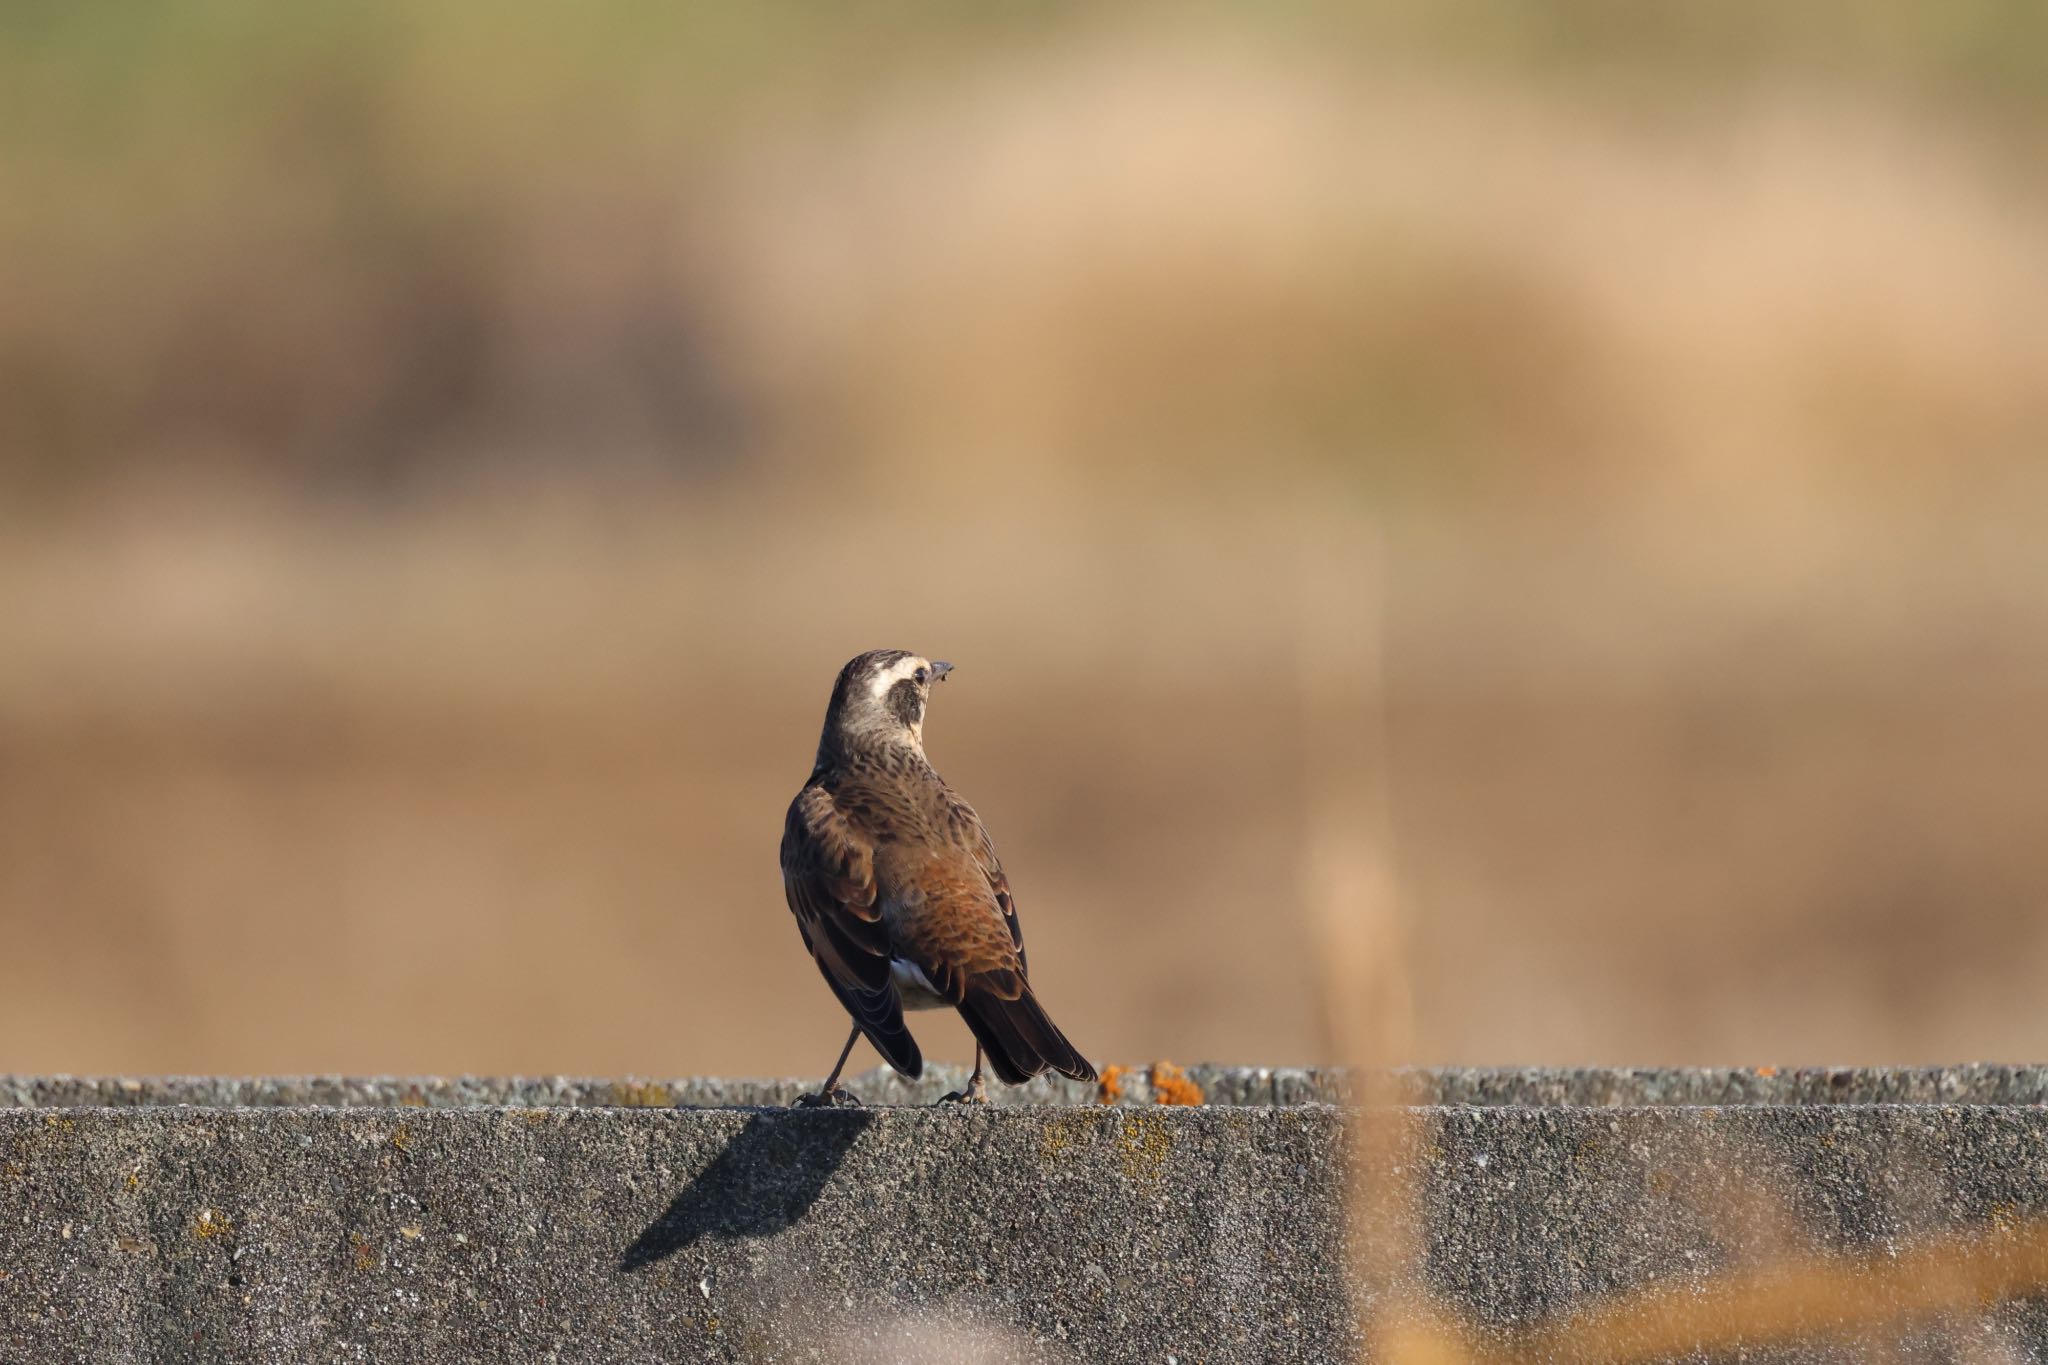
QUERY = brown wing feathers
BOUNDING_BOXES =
[781,787,923,1079]
[951,796,1029,974]
[890,811,1096,1086]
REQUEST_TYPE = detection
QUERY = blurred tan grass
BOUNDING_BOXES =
[2,6,2047,1078]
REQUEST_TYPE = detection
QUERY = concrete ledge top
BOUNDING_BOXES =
[8,1063,2048,1109]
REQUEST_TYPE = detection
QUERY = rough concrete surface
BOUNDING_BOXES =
[4,1070,2048,1363]
[16,1063,2048,1110]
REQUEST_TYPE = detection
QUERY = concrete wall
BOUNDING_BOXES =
[5,1068,2048,1363]
[17,1062,2048,1110]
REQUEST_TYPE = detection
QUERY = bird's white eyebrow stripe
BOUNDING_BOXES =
[867,655,928,699]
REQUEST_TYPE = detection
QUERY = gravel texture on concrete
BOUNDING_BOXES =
[12,1063,2048,1109]
[4,1071,2048,1363]
[3,1103,1348,1364]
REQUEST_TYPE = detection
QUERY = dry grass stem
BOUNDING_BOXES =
[1481,1216,2048,1365]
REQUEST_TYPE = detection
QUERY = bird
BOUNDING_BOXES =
[780,649,1096,1105]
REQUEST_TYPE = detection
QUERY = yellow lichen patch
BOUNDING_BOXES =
[1096,1065,1127,1105]
[390,1123,414,1153]
[1038,1109,1097,1163]
[351,1234,376,1271]
[610,1080,673,1108]
[1116,1114,1173,1183]
[192,1208,232,1240]
[1148,1060,1205,1106]
[124,1171,141,1192]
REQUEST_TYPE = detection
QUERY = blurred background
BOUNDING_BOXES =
[2,1,2045,1079]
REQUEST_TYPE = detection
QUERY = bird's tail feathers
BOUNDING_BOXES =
[959,978,1095,1085]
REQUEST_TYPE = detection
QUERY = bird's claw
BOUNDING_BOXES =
[937,1078,989,1105]
[795,1086,863,1109]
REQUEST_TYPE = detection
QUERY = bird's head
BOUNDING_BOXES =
[819,648,953,759]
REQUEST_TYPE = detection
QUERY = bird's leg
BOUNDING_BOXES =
[796,1026,864,1108]
[939,1045,990,1105]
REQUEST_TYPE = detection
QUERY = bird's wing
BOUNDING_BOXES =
[945,794,1028,972]
[780,782,922,1077]
[884,834,1026,1009]
[887,800,1094,1086]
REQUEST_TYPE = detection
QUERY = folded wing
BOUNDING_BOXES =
[893,802,1095,1086]
[781,783,923,1079]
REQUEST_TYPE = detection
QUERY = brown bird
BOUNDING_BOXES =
[781,649,1096,1105]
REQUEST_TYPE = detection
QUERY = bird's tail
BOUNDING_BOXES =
[958,973,1095,1085]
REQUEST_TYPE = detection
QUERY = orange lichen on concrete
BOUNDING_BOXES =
[1096,1065,1127,1105]
[1756,1066,1780,1078]
[192,1208,232,1240]
[1148,1061,1205,1106]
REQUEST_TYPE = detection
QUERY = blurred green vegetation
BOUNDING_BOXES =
[1364,0,2048,109]
[4,0,2045,503]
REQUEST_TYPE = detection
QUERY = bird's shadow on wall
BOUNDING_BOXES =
[619,1109,874,1271]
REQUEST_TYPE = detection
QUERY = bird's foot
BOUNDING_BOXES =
[795,1086,863,1109]
[937,1075,989,1105]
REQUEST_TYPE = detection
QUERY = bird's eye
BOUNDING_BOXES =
[913,667,928,684]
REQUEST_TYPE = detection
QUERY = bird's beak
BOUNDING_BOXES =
[929,660,953,682]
